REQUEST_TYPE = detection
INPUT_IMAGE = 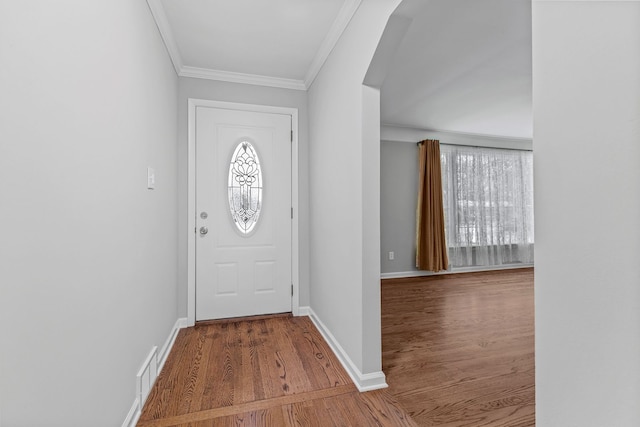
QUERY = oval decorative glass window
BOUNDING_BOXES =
[228,141,263,234]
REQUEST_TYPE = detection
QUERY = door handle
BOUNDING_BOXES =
[199,226,208,236]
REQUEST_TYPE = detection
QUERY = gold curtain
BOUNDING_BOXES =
[416,140,449,272]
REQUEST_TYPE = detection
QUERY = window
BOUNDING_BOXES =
[440,145,534,268]
[228,141,262,234]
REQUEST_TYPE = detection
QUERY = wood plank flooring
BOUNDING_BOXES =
[382,268,535,427]
[138,315,416,427]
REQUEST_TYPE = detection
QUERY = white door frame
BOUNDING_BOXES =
[187,98,300,326]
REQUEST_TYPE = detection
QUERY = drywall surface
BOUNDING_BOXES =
[0,1,179,426]
[380,127,532,275]
[307,0,401,376]
[380,141,420,274]
[361,85,383,373]
[177,77,310,314]
[533,1,640,425]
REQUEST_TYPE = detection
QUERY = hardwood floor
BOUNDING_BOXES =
[138,315,416,427]
[382,268,535,427]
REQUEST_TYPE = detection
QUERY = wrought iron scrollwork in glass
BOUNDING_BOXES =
[228,141,262,234]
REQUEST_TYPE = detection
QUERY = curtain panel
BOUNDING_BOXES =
[440,145,534,268]
[416,140,449,272]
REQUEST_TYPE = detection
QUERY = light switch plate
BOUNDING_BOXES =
[147,167,155,190]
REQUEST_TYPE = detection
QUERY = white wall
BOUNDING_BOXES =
[361,85,383,373]
[0,1,179,426]
[176,77,310,314]
[533,1,640,425]
[307,0,401,381]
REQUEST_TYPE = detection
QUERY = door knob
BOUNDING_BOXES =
[199,226,208,236]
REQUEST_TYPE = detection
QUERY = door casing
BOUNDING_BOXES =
[187,98,300,326]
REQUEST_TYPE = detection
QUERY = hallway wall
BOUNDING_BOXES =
[533,1,640,425]
[307,0,401,382]
[0,1,179,425]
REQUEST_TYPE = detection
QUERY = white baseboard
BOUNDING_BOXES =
[158,317,188,372]
[121,398,141,427]
[381,263,534,279]
[297,305,310,316]
[381,270,445,279]
[121,317,188,427]
[306,308,388,392]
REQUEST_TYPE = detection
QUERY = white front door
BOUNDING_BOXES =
[195,106,292,321]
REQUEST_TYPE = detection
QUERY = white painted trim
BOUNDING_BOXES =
[187,99,197,326]
[146,0,359,90]
[306,309,388,392]
[381,270,449,280]
[180,66,307,91]
[121,398,140,427]
[290,112,301,316]
[187,99,300,324]
[145,0,183,75]
[122,317,188,427]
[297,305,311,316]
[380,263,535,279]
[304,0,363,89]
[382,124,533,142]
[158,317,188,372]
[381,124,533,150]
[136,347,158,410]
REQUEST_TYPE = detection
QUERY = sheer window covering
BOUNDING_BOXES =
[440,145,534,268]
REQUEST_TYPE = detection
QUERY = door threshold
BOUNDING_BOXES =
[195,312,292,326]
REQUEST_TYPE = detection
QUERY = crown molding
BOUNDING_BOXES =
[146,0,360,91]
[381,124,533,150]
[179,66,307,91]
[304,0,363,89]
[381,124,533,142]
[146,0,183,75]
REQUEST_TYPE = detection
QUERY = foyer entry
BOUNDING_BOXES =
[190,101,295,321]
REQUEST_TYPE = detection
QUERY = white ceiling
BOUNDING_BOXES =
[149,0,358,90]
[380,0,533,139]
[148,0,532,139]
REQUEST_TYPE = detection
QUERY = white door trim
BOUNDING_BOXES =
[187,99,300,326]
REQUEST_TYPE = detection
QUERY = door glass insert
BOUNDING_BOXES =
[228,141,262,234]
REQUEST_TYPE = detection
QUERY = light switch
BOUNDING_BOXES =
[147,167,155,190]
